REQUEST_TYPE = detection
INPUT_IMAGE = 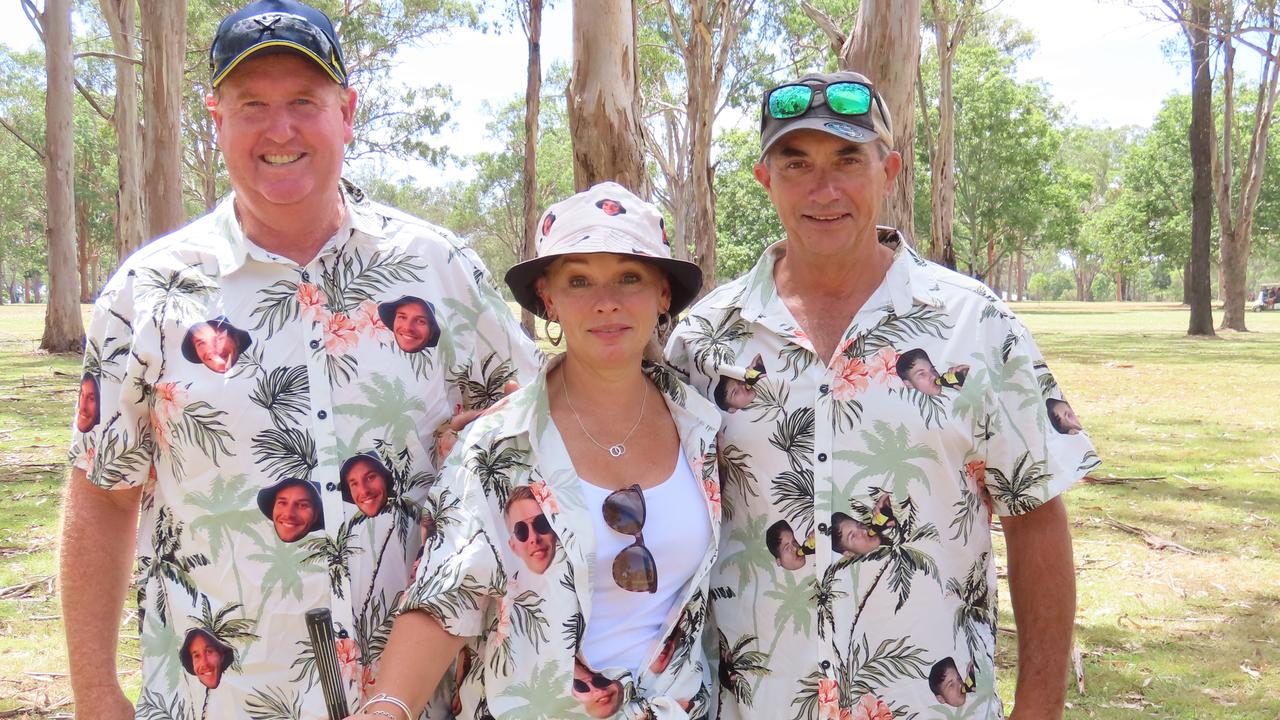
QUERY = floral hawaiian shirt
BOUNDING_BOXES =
[395,355,723,719]
[665,231,1099,720]
[67,180,540,720]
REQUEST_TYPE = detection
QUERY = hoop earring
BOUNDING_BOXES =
[546,320,563,347]
[656,312,671,334]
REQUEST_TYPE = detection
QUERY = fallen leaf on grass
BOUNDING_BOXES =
[1104,515,1199,554]
[1240,663,1261,679]
[1200,688,1238,706]
[1072,643,1086,694]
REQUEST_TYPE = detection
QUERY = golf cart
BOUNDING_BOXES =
[1253,282,1279,311]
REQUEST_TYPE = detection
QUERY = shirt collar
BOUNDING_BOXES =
[211,179,386,276]
[737,226,944,324]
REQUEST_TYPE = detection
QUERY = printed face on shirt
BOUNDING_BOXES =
[506,496,557,575]
[903,356,942,397]
[935,665,967,707]
[188,633,226,689]
[832,513,880,557]
[344,457,389,517]
[393,300,433,353]
[191,324,240,374]
[272,483,318,543]
[572,662,622,718]
[769,524,807,571]
[649,627,679,675]
[1047,399,1083,435]
[717,376,756,412]
[75,375,100,433]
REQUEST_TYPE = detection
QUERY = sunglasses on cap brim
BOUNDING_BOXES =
[765,80,875,120]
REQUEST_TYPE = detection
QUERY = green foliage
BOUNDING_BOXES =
[1026,269,1074,301]
[713,128,778,280]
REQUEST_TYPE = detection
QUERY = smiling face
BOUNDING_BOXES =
[75,376,99,432]
[188,633,225,689]
[904,356,942,397]
[344,458,388,516]
[754,129,899,262]
[506,497,556,574]
[392,300,432,352]
[272,483,317,543]
[572,662,621,718]
[723,377,756,411]
[209,53,356,236]
[191,324,238,373]
[536,253,670,370]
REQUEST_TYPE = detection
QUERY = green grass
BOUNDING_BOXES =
[1,301,1277,718]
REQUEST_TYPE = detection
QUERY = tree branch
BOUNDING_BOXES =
[0,115,45,161]
[74,79,114,123]
[20,0,43,45]
[73,50,142,65]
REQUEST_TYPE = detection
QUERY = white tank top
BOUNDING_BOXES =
[578,452,712,674]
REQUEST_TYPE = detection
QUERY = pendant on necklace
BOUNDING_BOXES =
[608,444,625,458]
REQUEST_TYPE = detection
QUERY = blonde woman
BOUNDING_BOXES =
[350,182,721,720]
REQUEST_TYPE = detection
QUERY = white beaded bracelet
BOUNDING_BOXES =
[361,693,412,720]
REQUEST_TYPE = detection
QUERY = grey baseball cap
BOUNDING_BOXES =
[759,70,894,157]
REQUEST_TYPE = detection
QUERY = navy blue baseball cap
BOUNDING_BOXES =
[210,0,348,88]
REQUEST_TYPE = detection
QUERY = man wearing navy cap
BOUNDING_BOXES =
[59,3,539,718]
[667,71,1098,719]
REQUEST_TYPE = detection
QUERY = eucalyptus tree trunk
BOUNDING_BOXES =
[927,0,976,269]
[804,0,921,245]
[140,0,188,238]
[521,0,544,336]
[1185,0,1216,337]
[568,0,650,195]
[100,0,147,262]
[39,0,85,351]
[1214,20,1278,331]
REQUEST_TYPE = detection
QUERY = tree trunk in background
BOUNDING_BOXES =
[568,0,649,195]
[521,0,544,337]
[77,197,91,303]
[1185,0,1216,336]
[40,0,85,352]
[927,0,976,269]
[846,0,921,241]
[140,0,187,238]
[101,0,147,262]
[1214,21,1278,331]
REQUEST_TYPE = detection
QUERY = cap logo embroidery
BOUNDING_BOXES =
[824,120,869,140]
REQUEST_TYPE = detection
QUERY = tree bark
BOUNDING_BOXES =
[845,0,921,241]
[1214,20,1278,331]
[1185,0,1216,336]
[568,0,649,195]
[39,0,85,352]
[927,0,975,269]
[521,0,544,337]
[100,0,147,263]
[77,195,91,303]
[140,0,188,239]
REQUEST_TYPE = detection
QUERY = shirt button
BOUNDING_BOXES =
[820,660,831,670]
[301,271,310,281]
[317,410,328,419]
[817,453,828,462]
[326,482,337,491]
[818,523,829,533]
[820,384,830,394]
[309,339,320,349]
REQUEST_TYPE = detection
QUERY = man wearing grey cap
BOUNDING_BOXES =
[58,2,538,718]
[667,71,1098,718]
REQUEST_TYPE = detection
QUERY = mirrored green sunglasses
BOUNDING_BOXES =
[766,81,873,120]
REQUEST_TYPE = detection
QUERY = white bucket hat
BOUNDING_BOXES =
[503,182,703,319]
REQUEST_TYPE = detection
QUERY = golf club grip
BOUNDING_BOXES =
[304,608,350,720]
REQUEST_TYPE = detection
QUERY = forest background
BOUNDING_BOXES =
[2,0,1279,344]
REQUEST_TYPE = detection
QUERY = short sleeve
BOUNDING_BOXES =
[68,272,155,490]
[980,318,1098,517]
[395,446,505,637]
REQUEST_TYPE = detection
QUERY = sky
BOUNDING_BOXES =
[0,1,1187,183]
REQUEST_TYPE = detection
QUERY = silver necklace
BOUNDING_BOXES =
[561,374,648,458]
